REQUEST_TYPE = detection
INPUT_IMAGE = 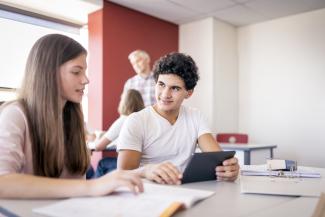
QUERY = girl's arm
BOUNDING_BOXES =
[0,170,143,199]
[94,136,112,151]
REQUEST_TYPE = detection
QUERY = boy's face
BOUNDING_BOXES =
[155,74,192,114]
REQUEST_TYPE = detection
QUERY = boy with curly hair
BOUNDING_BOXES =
[117,52,239,185]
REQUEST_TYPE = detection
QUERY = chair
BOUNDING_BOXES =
[216,133,248,144]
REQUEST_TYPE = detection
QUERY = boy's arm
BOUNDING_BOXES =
[198,133,239,181]
[117,150,142,170]
[118,150,181,185]
[197,133,222,151]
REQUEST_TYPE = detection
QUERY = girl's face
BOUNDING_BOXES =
[60,53,89,104]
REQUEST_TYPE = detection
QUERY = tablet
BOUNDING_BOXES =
[182,151,236,184]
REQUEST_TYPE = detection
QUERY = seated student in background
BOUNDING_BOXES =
[0,34,143,199]
[94,89,145,177]
[85,124,97,143]
[117,52,239,185]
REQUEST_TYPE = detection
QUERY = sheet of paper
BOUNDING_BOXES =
[33,183,214,217]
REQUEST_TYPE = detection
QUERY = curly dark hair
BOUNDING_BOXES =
[153,52,199,90]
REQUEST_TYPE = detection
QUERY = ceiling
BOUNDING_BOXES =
[108,0,325,26]
[1,0,325,27]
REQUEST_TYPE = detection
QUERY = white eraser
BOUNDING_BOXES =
[266,159,286,170]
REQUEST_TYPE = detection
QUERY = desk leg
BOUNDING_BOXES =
[244,151,251,165]
[270,148,274,159]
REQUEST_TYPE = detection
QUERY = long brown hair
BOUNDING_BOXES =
[118,89,145,116]
[18,34,89,177]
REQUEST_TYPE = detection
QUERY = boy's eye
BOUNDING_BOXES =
[172,87,180,91]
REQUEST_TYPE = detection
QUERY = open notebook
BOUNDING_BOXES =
[33,183,214,217]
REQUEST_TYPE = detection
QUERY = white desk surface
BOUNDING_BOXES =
[220,143,277,150]
[1,167,324,217]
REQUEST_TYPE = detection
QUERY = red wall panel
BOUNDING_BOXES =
[89,1,178,130]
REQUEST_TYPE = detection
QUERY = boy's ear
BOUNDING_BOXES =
[185,90,193,99]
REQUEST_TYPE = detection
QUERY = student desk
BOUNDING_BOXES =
[1,167,324,217]
[220,143,277,165]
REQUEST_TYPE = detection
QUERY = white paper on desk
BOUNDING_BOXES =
[241,175,325,197]
[241,165,321,178]
[33,183,214,217]
[86,141,96,150]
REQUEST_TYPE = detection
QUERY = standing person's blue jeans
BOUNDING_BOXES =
[95,157,117,178]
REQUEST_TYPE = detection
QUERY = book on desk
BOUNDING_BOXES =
[33,182,214,217]
[241,164,321,178]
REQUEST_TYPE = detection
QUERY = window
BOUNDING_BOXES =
[0,8,89,121]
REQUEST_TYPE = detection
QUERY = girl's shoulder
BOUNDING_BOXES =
[0,101,26,121]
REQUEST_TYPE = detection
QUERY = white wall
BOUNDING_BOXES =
[238,8,325,167]
[179,18,214,128]
[213,20,238,132]
[179,18,238,133]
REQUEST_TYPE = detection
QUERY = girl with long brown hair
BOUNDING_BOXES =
[0,34,143,198]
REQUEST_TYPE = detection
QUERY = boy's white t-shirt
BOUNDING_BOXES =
[117,105,212,172]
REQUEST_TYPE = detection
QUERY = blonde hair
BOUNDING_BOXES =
[128,50,150,62]
[118,89,145,116]
[18,34,89,177]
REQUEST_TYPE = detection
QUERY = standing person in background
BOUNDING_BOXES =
[93,89,145,177]
[0,34,143,199]
[124,50,156,107]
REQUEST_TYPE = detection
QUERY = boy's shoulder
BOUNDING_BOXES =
[127,106,152,120]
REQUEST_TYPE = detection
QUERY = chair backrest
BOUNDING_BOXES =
[216,133,248,144]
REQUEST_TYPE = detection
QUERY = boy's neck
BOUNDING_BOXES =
[153,105,180,125]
